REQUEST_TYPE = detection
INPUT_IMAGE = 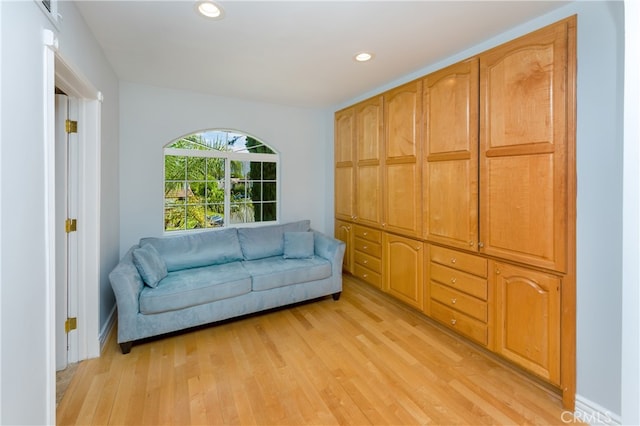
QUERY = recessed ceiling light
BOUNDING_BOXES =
[354,52,374,62]
[196,1,224,19]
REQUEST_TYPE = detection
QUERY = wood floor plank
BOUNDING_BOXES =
[57,275,570,425]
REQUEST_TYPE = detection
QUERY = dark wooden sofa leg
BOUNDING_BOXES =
[332,292,341,301]
[119,341,133,354]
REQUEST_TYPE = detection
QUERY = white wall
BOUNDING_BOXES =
[622,1,640,424]
[331,0,627,419]
[119,82,328,254]
[0,1,119,424]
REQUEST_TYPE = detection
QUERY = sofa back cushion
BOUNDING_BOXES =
[140,228,244,272]
[237,220,311,260]
[132,243,168,287]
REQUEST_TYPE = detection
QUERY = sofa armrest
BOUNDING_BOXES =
[312,230,346,277]
[108,247,144,343]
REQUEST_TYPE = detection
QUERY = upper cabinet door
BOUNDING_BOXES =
[335,107,356,221]
[355,96,384,228]
[479,18,575,272]
[383,80,422,237]
[423,58,479,251]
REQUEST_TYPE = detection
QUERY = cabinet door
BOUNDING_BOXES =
[335,107,355,221]
[479,19,574,272]
[492,261,560,385]
[355,96,383,227]
[384,233,424,310]
[334,220,353,274]
[423,58,479,251]
[383,81,422,237]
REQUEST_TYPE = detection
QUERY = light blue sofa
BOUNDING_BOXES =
[109,220,345,353]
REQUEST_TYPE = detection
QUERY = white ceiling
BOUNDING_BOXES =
[75,1,571,108]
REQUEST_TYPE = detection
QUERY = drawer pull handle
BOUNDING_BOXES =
[451,258,457,264]
[451,319,457,325]
[451,277,457,284]
[451,298,457,304]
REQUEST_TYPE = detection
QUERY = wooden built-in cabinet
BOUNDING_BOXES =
[334,108,355,222]
[479,20,571,273]
[384,234,424,310]
[383,81,422,237]
[355,96,384,228]
[423,58,479,251]
[352,225,383,289]
[335,220,353,274]
[335,16,575,409]
[427,245,490,346]
[492,261,561,385]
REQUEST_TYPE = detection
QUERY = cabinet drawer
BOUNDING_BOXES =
[430,282,487,322]
[430,245,487,277]
[353,264,382,288]
[431,301,488,346]
[430,263,488,300]
[354,237,382,258]
[353,225,382,243]
[354,250,382,273]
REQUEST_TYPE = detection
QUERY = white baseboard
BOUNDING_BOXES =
[573,395,621,425]
[99,306,117,353]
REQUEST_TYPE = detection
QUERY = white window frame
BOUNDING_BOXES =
[163,136,279,233]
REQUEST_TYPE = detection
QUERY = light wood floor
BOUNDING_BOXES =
[57,275,573,425]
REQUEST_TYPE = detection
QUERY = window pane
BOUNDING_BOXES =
[230,160,246,179]
[165,206,186,231]
[188,181,206,202]
[206,204,224,227]
[231,181,247,201]
[206,182,224,203]
[165,155,186,180]
[207,158,224,180]
[263,182,277,201]
[186,205,206,229]
[248,161,262,180]
[187,157,206,180]
[165,182,185,205]
[263,202,277,221]
[230,202,254,224]
[263,162,277,180]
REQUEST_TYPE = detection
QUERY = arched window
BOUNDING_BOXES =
[164,130,279,232]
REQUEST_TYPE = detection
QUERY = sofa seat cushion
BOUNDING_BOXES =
[139,262,251,314]
[242,256,331,291]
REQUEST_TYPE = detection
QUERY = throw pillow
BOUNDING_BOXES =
[132,243,168,288]
[283,231,314,259]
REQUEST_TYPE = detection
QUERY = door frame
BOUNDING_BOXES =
[44,30,102,422]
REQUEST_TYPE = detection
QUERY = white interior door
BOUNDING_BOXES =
[55,93,79,371]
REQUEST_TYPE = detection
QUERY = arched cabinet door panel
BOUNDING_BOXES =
[492,261,561,385]
[384,233,424,310]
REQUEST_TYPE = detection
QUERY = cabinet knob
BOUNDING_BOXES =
[478,242,484,248]
[451,258,457,264]
[382,223,387,228]
[451,319,457,325]
[363,260,368,264]
[363,273,368,278]
[363,232,368,236]
[451,277,457,284]
[415,246,422,251]
[451,298,457,304]
[469,241,474,247]
[363,245,368,250]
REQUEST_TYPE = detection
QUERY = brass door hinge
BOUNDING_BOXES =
[65,119,78,134]
[65,317,77,334]
[65,218,77,233]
